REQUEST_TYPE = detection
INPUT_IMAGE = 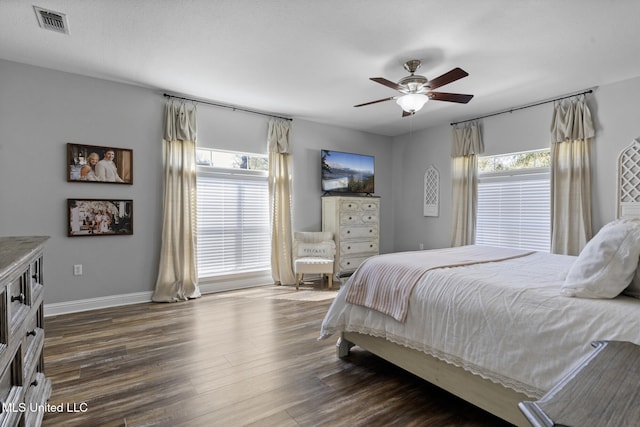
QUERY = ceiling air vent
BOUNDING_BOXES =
[33,6,69,34]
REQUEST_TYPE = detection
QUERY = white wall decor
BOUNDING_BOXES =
[424,165,439,217]
[617,138,640,219]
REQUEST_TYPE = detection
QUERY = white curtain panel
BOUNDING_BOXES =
[152,102,201,302]
[450,122,484,247]
[268,119,296,285]
[550,98,595,255]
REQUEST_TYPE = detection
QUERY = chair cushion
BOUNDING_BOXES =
[295,257,334,274]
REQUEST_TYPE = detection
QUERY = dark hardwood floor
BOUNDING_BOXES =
[42,284,513,427]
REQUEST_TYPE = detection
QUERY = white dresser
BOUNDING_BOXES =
[0,236,51,427]
[322,196,380,275]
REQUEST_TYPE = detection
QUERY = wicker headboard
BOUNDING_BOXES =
[617,138,640,219]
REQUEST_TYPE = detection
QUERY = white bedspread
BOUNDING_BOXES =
[320,249,640,398]
[345,245,533,322]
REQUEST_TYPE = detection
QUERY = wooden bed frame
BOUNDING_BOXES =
[338,331,531,426]
[327,142,640,426]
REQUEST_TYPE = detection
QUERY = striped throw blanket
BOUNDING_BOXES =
[345,245,534,322]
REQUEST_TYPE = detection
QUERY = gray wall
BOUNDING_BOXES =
[195,104,394,253]
[2,56,637,307]
[391,75,640,252]
[0,59,164,306]
[287,120,394,254]
[0,59,395,306]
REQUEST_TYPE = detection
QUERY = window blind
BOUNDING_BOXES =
[476,172,550,252]
[197,171,270,278]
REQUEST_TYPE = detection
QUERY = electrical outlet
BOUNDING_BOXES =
[73,264,83,276]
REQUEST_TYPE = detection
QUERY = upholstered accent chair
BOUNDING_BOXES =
[292,231,336,290]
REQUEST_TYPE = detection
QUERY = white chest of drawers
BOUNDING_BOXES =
[0,236,51,427]
[322,196,380,275]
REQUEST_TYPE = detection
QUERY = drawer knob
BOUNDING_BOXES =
[347,246,351,249]
[370,244,373,248]
[11,293,25,303]
[32,273,39,280]
[349,216,352,220]
[368,216,372,220]
[347,230,351,234]
[27,329,37,337]
[30,379,38,387]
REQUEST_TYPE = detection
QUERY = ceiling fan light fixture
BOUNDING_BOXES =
[396,93,429,113]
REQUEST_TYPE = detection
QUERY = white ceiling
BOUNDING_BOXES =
[2,0,639,137]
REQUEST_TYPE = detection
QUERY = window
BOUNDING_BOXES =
[476,149,550,252]
[196,148,270,279]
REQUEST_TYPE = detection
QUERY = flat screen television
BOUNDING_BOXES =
[321,149,374,194]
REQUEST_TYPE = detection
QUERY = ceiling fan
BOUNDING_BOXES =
[354,60,474,117]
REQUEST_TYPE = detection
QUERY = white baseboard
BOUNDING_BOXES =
[44,291,153,317]
[44,272,275,317]
[198,271,274,294]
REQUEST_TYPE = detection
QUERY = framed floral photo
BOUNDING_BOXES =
[67,143,133,184]
[67,199,133,237]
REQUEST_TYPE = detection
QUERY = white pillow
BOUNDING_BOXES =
[621,218,640,298]
[297,243,333,258]
[561,220,640,298]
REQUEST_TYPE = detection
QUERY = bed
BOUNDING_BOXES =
[319,220,640,426]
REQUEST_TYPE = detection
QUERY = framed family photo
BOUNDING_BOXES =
[67,199,133,237]
[67,143,133,184]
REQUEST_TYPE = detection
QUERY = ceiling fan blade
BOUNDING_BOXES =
[428,92,474,104]
[370,77,402,91]
[354,96,396,107]
[427,68,468,90]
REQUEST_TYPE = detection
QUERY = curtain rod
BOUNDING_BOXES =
[450,88,594,126]
[163,93,293,122]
